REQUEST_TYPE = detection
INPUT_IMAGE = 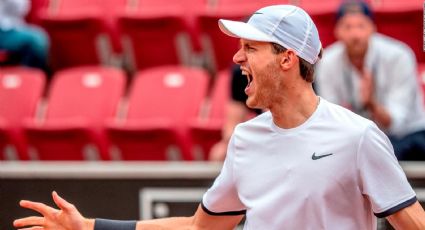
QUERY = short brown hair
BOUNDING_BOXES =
[271,43,322,83]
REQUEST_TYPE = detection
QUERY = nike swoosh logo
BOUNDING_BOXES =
[253,12,263,15]
[312,152,333,160]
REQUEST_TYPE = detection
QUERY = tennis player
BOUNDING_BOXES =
[14,4,425,230]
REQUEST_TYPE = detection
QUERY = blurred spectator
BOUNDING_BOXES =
[209,65,262,161]
[316,0,425,160]
[0,0,49,74]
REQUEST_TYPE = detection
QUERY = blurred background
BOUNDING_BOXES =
[0,0,424,229]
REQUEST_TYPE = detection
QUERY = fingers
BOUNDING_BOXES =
[19,200,56,217]
[14,216,44,228]
[52,191,75,212]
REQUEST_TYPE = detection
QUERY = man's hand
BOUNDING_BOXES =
[14,191,94,230]
[358,69,392,129]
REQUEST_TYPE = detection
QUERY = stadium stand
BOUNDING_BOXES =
[0,67,46,160]
[106,66,209,161]
[24,66,126,160]
[0,0,421,162]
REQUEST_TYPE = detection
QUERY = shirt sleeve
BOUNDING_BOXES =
[202,135,246,215]
[357,123,416,217]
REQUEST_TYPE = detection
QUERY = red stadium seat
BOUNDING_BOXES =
[39,0,127,70]
[190,70,230,160]
[0,67,46,160]
[118,11,194,72]
[106,66,209,161]
[24,66,126,160]
[129,0,207,53]
[26,0,50,25]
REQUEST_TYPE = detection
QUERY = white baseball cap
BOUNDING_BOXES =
[218,5,322,64]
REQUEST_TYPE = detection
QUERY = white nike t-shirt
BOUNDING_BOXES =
[202,98,416,230]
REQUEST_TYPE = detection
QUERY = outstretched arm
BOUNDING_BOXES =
[387,201,425,230]
[14,192,244,230]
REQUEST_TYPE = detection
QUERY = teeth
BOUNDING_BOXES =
[247,74,252,84]
[241,70,249,76]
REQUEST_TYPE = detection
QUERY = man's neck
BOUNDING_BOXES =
[346,46,367,72]
[347,50,367,71]
[270,86,319,129]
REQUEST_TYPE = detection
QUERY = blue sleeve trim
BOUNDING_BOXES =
[201,201,246,216]
[94,218,137,230]
[374,196,417,218]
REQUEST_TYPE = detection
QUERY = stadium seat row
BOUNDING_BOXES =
[2,63,425,162]
[0,65,230,161]
[25,0,425,74]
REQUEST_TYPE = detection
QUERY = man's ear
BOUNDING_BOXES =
[280,50,297,70]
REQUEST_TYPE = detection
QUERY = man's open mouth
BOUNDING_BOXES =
[242,70,253,87]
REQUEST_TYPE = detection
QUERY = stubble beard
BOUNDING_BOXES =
[246,60,281,110]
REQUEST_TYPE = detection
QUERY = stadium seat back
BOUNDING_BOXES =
[46,66,125,125]
[118,13,193,71]
[189,70,230,160]
[25,66,126,160]
[40,0,124,70]
[128,66,208,121]
[106,66,209,161]
[0,67,46,160]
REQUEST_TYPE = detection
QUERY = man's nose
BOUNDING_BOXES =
[233,48,246,64]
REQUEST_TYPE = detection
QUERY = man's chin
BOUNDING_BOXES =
[347,45,367,57]
[246,99,263,110]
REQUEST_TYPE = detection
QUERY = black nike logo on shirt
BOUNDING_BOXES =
[312,152,333,160]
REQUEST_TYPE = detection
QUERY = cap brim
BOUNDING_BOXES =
[218,19,279,43]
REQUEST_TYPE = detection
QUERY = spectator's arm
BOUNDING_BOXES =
[378,47,418,134]
[209,100,249,161]
[365,98,391,129]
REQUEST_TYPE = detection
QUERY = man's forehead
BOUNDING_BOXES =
[338,12,373,25]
